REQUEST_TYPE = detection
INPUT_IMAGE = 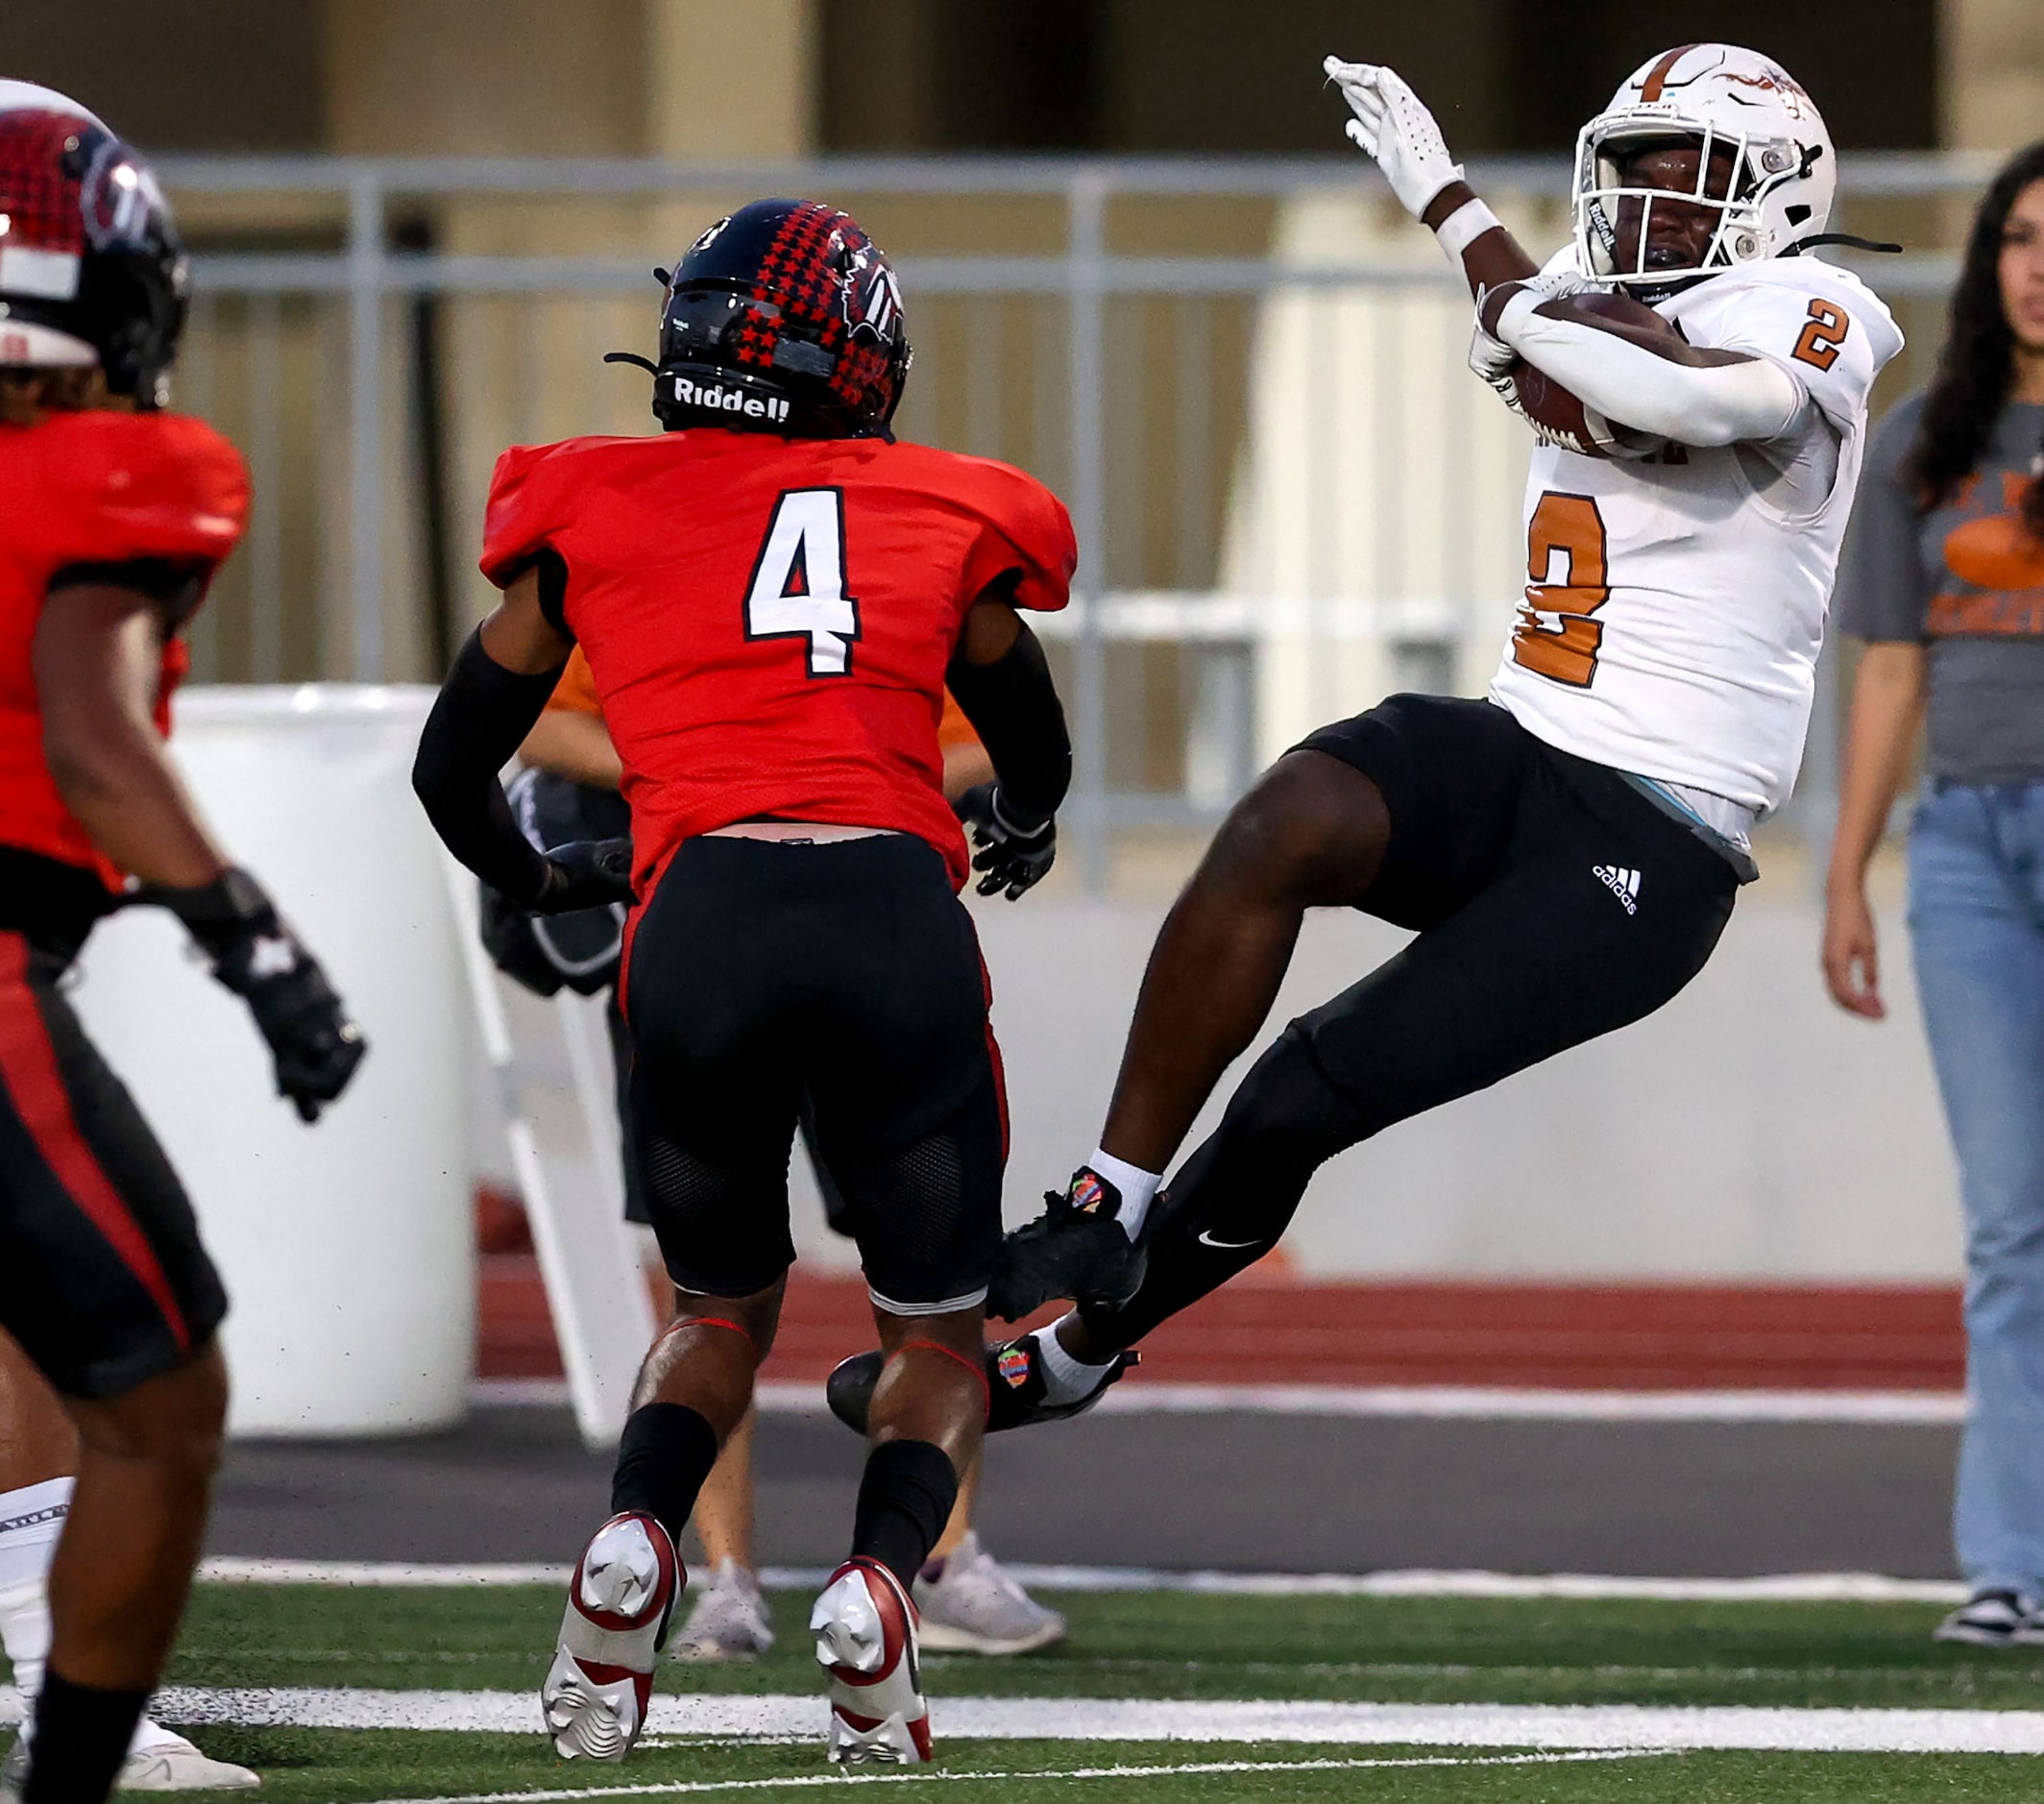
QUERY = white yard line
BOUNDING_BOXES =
[364,1750,1665,1804]
[194,1558,1967,1604]
[17,1687,2041,1754]
[474,1379,1968,1425]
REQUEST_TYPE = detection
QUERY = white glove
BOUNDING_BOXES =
[1324,57,1462,219]
[1470,246,1588,398]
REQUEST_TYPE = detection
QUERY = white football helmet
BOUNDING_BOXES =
[1572,43,1835,288]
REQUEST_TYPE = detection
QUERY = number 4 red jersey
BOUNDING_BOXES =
[480,427,1076,890]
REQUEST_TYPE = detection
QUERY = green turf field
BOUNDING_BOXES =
[39,1583,2044,1800]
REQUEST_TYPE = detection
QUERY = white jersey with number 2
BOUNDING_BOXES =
[1487,256,1903,817]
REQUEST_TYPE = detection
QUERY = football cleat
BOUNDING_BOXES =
[826,1330,1138,1437]
[542,1511,682,1761]
[2,1725,260,1792]
[986,1170,1147,1322]
[811,1557,931,1766]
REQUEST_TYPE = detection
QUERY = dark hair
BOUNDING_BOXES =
[1908,141,2044,535]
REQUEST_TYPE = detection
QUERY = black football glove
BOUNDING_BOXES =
[529,837,635,915]
[954,782,1057,901]
[136,868,367,1123]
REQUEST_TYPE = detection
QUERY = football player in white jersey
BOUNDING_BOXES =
[820,44,1905,1427]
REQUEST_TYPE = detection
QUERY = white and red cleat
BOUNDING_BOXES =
[542,1511,682,1761]
[810,1556,933,1766]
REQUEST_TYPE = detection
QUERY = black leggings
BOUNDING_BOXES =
[622,833,1004,1313]
[1083,695,1739,1346]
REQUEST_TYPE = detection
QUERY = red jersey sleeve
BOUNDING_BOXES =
[480,443,565,588]
[955,461,1077,615]
[57,414,250,570]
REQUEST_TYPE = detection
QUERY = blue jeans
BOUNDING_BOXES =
[1909,781,2044,1595]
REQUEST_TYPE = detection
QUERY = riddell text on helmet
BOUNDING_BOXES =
[669,375,791,424]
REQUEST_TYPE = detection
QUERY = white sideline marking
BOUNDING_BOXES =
[365,1750,1665,1803]
[194,1558,1967,1604]
[477,1378,1968,1425]
[18,1687,2042,1753]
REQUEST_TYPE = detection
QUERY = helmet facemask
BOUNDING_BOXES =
[1574,117,1810,289]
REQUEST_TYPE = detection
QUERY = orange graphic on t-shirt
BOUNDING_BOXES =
[1927,470,2044,638]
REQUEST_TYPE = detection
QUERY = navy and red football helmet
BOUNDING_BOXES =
[0,82,187,407]
[632,198,912,439]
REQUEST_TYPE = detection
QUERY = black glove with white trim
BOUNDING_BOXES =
[136,867,367,1123]
[955,782,1057,900]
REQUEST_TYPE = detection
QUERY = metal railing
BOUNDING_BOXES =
[158,153,1989,883]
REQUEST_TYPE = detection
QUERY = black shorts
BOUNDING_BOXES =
[1288,695,1740,1137]
[0,931,227,1398]
[620,833,1003,1313]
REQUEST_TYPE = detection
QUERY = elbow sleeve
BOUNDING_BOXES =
[412,628,563,902]
[1501,304,1804,448]
[945,622,1072,826]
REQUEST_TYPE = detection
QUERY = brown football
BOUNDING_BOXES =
[1509,288,1675,457]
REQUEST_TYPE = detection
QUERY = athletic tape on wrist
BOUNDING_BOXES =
[894,1338,992,1418]
[1434,197,1501,261]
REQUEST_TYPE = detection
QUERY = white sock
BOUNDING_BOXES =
[1085,1149,1160,1239]
[1035,1314,1119,1404]
[0,1477,72,1707]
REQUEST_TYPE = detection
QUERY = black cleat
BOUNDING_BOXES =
[986,1168,1148,1322]
[825,1332,1140,1437]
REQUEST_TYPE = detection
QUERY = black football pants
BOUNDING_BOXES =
[1081,695,1740,1348]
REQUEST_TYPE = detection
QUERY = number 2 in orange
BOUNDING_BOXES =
[1511,492,1609,689]
[1791,298,1849,371]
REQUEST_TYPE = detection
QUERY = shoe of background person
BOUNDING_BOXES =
[669,1558,775,1661]
[2,1723,261,1793]
[811,1557,931,1766]
[913,1530,1066,1655]
[542,1511,682,1760]
[826,1331,1139,1437]
[2013,1600,2044,1647]
[986,1170,1148,1322]
[1933,1588,2040,1646]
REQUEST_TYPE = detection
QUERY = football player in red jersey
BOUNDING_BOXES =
[414,198,1074,1767]
[0,83,364,1804]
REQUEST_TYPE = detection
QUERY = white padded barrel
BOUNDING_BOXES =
[71,685,471,1435]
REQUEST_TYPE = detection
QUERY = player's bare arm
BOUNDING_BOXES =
[36,569,363,1121]
[413,560,632,915]
[945,594,1072,900]
[34,576,228,890]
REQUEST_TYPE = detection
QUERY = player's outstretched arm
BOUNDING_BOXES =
[1479,281,1806,448]
[413,563,631,914]
[945,597,1070,900]
[1324,58,1539,298]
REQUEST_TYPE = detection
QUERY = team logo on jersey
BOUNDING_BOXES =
[996,1347,1033,1390]
[1593,865,1642,914]
[1070,1170,1110,1216]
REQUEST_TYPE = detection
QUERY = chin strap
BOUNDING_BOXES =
[1782,232,1904,257]
[603,350,660,375]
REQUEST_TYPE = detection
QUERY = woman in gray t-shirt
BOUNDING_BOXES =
[1826,141,2044,1646]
